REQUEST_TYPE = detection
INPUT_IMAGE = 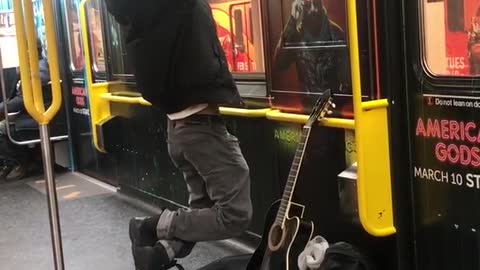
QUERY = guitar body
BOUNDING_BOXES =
[246,201,314,270]
[246,91,333,270]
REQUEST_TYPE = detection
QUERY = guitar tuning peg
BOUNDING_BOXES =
[327,110,333,115]
[331,102,336,109]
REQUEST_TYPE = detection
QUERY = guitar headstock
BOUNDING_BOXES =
[305,89,335,128]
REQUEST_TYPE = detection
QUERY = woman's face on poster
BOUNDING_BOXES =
[473,16,480,34]
[303,0,322,15]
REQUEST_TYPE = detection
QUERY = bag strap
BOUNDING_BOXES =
[164,260,185,270]
[174,264,185,270]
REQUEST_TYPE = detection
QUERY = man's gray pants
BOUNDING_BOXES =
[157,116,252,243]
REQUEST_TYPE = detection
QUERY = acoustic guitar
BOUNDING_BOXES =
[246,90,334,270]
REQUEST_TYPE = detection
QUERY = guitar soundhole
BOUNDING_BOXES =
[267,224,286,252]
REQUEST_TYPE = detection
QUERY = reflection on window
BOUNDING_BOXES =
[106,13,134,77]
[0,8,18,69]
[86,0,105,73]
[0,11,14,29]
[423,0,480,76]
[65,0,83,71]
[208,0,265,73]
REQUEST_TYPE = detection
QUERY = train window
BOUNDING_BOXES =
[266,0,351,95]
[208,0,265,74]
[0,10,19,69]
[86,0,106,73]
[105,13,134,78]
[422,0,480,76]
[0,11,14,29]
[64,0,84,71]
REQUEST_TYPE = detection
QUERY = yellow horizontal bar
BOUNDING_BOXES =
[266,110,308,124]
[321,118,356,130]
[362,99,389,111]
[219,107,270,118]
[265,110,355,129]
[93,82,110,89]
[100,93,152,106]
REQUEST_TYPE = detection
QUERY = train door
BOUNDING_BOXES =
[404,0,480,269]
[61,0,120,186]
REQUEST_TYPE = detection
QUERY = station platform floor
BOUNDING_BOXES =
[0,172,253,270]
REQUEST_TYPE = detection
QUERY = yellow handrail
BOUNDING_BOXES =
[347,0,396,236]
[13,1,67,269]
[100,93,152,106]
[219,107,270,118]
[266,110,355,130]
[12,0,40,122]
[42,0,63,122]
[362,99,389,111]
[23,0,44,113]
[80,0,150,108]
[12,0,63,125]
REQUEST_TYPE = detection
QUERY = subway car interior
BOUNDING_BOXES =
[1,0,480,269]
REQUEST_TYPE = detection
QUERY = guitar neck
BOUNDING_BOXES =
[275,126,312,226]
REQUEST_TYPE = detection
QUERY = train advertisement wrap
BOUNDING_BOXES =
[413,93,480,232]
[414,95,480,188]
[411,91,480,270]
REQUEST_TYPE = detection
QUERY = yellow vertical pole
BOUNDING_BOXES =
[347,0,396,236]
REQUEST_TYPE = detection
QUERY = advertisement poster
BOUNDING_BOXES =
[444,0,472,75]
[464,0,480,75]
[425,0,480,75]
[413,93,480,227]
[72,86,90,116]
[411,89,480,269]
[266,0,351,95]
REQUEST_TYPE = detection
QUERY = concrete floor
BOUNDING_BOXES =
[0,173,251,270]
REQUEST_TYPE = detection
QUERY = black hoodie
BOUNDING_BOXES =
[105,0,243,113]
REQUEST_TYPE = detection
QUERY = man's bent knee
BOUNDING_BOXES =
[221,167,253,238]
[221,204,253,238]
[230,163,252,235]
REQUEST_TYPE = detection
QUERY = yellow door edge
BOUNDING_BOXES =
[347,0,396,236]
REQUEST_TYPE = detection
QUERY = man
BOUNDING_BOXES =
[105,1,253,269]
[0,39,50,181]
[274,0,350,93]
